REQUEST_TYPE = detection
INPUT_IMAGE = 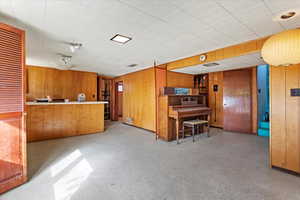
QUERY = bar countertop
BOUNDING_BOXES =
[26,101,108,105]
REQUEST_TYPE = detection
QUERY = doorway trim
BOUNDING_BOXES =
[113,81,123,121]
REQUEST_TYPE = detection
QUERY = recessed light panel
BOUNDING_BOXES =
[111,34,132,44]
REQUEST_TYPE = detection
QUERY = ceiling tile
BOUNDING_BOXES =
[263,0,300,13]
[0,0,299,76]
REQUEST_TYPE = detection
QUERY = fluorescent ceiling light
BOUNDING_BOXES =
[110,34,132,44]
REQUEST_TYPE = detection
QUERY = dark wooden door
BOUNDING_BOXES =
[223,68,252,133]
[0,23,27,194]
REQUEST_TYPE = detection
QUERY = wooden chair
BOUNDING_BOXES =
[182,119,210,143]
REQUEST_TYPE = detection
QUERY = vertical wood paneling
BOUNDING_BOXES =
[270,66,286,168]
[208,72,223,128]
[26,66,97,101]
[155,68,167,97]
[285,65,300,172]
[114,68,156,131]
[252,67,258,134]
[167,71,194,88]
[113,68,193,132]
[155,68,167,138]
[27,104,104,142]
[270,64,300,173]
[157,96,169,140]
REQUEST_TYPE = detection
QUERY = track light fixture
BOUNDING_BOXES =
[57,53,72,65]
[69,42,82,53]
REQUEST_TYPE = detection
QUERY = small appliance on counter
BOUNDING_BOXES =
[51,99,65,103]
[34,96,69,103]
[77,93,86,102]
[35,96,52,103]
[35,98,49,103]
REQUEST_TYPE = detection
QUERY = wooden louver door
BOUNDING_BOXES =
[223,68,252,133]
[0,23,26,194]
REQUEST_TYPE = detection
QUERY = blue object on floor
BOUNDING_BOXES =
[258,128,269,137]
[258,121,269,137]
[259,121,269,129]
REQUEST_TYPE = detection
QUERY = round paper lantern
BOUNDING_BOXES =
[261,29,300,66]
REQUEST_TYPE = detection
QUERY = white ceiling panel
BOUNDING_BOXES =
[172,52,266,74]
[0,0,299,76]
[263,0,300,13]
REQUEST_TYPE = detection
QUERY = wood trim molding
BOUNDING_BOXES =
[251,67,258,134]
[166,37,269,71]
[155,64,167,69]
[26,65,97,75]
[98,75,114,80]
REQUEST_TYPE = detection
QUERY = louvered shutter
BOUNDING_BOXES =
[0,26,24,113]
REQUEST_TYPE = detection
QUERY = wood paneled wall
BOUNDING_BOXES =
[113,68,156,132]
[26,66,97,101]
[270,64,300,173]
[167,71,194,88]
[208,71,223,128]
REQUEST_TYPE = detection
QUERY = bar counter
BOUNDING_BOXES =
[26,101,107,142]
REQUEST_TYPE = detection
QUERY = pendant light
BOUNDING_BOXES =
[261,29,300,66]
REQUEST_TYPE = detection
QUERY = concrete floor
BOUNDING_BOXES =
[1,122,300,200]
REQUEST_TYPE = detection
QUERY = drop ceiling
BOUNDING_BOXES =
[172,52,266,74]
[0,0,299,76]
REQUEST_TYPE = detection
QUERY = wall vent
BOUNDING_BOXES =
[203,63,219,67]
[127,64,138,68]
